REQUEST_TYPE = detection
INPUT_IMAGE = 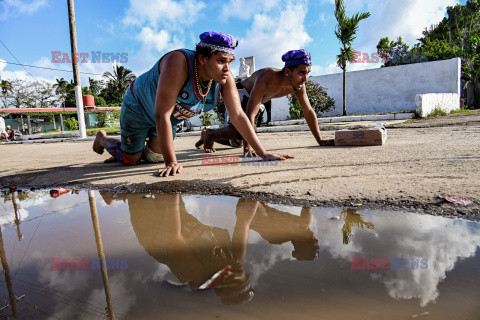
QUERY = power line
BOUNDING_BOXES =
[0,40,37,80]
[1,61,105,76]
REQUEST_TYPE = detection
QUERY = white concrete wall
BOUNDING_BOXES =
[415,93,460,117]
[271,58,461,120]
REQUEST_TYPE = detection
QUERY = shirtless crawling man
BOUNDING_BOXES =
[195,49,335,156]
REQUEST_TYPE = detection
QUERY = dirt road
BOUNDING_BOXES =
[1,113,479,219]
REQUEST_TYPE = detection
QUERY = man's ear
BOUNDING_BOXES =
[198,54,208,66]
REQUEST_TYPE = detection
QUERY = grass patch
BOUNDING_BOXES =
[450,109,478,115]
[40,127,120,136]
[428,107,447,117]
[86,127,120,136]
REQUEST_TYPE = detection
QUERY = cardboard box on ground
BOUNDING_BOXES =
[334,124,387,146]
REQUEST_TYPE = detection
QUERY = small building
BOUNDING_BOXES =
[0,107,121,134]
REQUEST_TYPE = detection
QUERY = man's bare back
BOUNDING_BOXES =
[239,68,297,102]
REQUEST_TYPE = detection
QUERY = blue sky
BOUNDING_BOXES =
[0,0,466,85]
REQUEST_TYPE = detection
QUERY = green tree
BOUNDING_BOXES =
[53,78,71,108]
[287,80,335,119]
[8,79,32,108]
[103,65,136,98]
[334,0,370,115]
[0,80,13,108]
[32,81,56,108]
[88,77,104,95]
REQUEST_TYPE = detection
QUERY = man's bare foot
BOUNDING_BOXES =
[104,156,117,163]
[195,129,216,153]
[93,130,106,154]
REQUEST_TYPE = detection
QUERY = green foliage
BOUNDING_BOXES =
[199,111,218,127]
[95,96,107,106]
[94,110,120,128]
[334,0,371,71]
[428,107,447,117]
[64,117,78,130]
[287,80,335,119]
[86,127,120,136]
[95,112,109,128]
[450,108,478,114]
[89,78,104,95]
[101,65,136,106]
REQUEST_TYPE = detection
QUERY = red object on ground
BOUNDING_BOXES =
[50,187,69,198]
[198,265,232,290]
[9,185,17,192]
[82,95,95,107]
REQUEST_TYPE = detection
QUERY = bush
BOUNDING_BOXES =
[95,96,107,106]
[200,111,218,127]
[64,117,78,130]
[428,107,447,117]
[95,112,109,128]
[288,80,335,119]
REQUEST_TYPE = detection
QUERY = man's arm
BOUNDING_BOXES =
[223,74,294,161]
[154,52,189,176]
[242,78,268,155]
[295,88,335,146]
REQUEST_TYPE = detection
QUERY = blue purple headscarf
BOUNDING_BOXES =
[197,31,238,55]
[282,49,311,68]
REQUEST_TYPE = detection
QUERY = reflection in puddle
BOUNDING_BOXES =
[0,189,479,319]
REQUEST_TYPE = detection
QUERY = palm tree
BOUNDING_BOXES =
[103,65,136,95]
[53,78,69,108]
[334,0,370,115]
[0,80,13,109]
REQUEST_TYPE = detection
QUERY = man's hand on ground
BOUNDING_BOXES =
[319,139,335,146]
[243,146,257,157]
[157,162,183,177]
[262,153,295,161]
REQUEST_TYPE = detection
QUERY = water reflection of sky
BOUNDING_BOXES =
[0,190,478,319]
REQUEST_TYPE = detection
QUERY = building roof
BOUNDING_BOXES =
[1,107,121,114]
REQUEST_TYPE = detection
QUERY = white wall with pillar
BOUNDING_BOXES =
[270,58,461,120]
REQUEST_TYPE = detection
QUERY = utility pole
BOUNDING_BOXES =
[88,191,116,320]
[11,192,23,241]
[0,226,17,318]
[67,0,87,138]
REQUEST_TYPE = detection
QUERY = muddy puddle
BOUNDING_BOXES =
[0,189,479,319]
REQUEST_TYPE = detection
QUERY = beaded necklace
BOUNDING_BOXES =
[194,60,213,112]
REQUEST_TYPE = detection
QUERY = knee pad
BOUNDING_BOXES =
[144,145,165,163]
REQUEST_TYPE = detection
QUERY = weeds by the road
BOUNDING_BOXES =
[428,107,447,117]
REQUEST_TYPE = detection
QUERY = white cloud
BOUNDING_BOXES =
[353,0,458,50]
[0,56,60,83]
[310,210,480,307]
[137,27,185,53]
[220,0,281,21]
[236,1,312,69]
[0,0,47,19]
[123,0,206,28]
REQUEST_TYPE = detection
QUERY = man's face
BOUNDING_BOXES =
[202,52,235,84]
[287,64,311,91]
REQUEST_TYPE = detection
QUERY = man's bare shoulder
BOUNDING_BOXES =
[159,51,188,73]
[252,67,282,79]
